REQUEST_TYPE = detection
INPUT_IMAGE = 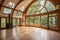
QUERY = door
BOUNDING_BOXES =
[1,18,6,28]
[13,19,16,26]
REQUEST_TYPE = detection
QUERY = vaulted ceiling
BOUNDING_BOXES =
[0,0,60,15]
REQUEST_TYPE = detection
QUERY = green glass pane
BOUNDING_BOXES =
[30,17,34,25]
[31,1,40,7]
[45,1,56,12]
[41,15,48,27]
[33,6,42,12]
[27,6,43,15]
[40,8,47,13]
[27,7,32,15]
[35,16,40,26]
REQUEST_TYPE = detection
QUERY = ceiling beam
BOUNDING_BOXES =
[0,0,5,11]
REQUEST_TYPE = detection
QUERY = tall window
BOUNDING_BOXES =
[26,17,30,25]
[41,15,48,28]
[49,14,57,29]
[30,17,34,26]
[13,19,16,26]
[1,18,6,28]
[17,19,20,26]
[35,16,40,26]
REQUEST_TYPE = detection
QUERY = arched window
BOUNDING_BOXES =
[26,0,57,29]
[27,0,56,15]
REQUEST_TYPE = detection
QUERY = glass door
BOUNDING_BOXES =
[49,14,57,29]
[41,15,48,28]
[35,16,40,26]
[13,19,16,26]
[1,18,6,28]
[30,17,34,26]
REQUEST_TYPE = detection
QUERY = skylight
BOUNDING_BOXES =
[6,2,15,8]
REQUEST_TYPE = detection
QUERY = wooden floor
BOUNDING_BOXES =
[0,26,60,40]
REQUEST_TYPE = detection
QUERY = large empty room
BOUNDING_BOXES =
[0,0,60,40]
